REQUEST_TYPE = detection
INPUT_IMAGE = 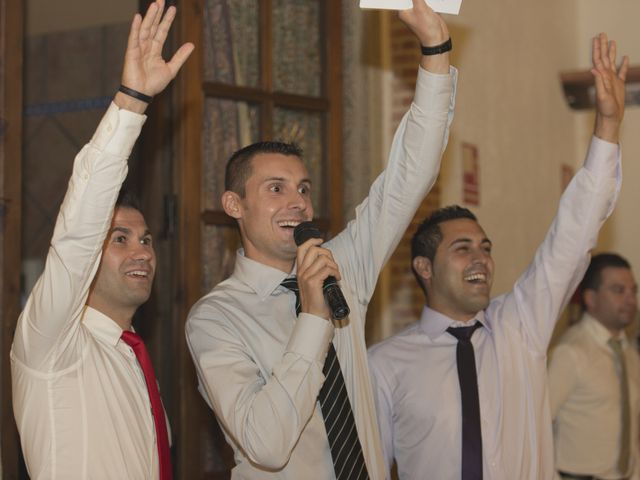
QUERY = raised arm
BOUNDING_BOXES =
[329,0,456,304]
[12,0,193,370]
[498,34,626,352]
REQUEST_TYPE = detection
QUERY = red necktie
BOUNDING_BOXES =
[121,331,172,480]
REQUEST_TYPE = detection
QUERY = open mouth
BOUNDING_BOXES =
[126,270,150,279]
[277,220,302,230]
[463,272,487,284]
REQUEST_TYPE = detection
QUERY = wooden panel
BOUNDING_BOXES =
[0,0,23,476]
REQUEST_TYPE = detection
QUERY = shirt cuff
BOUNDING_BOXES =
[90,102,147,158]
[286,313,334,364]
[413,65,457,113]
[584,135,621,179]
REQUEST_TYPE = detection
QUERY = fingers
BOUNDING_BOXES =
[296,239,341,283]
[167,42,196,78]
[599,33,611,70]
[139,1,159,44]
[618,55,629,81]
[150,5,177,56]
[126,13,142,52]
[148,0,165,44]
[608,40,617,70]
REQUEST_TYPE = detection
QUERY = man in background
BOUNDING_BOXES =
[549,253,640,480]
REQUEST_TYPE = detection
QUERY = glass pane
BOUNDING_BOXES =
[272,0,322,97]
[202,98,261,210]
[201,225,242,294]
[273,108,324,216]
[203,0,260,87]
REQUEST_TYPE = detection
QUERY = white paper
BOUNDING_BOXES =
[360,0,462,15]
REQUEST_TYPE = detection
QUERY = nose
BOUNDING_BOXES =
[131,242,154,262]
[287,189,308,211]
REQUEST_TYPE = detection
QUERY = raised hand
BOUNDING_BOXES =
[116,0,194,112]
[591,33,629,143]
[399,0,450,74]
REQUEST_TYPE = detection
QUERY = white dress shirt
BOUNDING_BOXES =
[186,66,457,480]
[11,103,169,480]
[549,313,640,480]
[368,136,621,480]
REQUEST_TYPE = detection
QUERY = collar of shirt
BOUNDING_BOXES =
[233,249,295,300]
[82,306,125,347]
[582,312,629,348]
[418,305,492,341]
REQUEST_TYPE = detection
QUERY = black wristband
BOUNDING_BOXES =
[118,85,153,104]
[420,38,452,56]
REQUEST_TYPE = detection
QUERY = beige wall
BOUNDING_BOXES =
[575,0,640,276]
[436,0,580,295]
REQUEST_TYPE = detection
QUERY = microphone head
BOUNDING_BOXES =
[294,221,322,246]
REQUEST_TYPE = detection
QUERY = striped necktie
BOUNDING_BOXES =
[608,337,631,475]
[281,277,370,480]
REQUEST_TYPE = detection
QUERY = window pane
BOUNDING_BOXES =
[201,225,241,294]
[273,108,324,216]
[202,98,260,211]
[203,0,260,87]
[272,0,322,97]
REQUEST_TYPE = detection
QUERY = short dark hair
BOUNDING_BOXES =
[225,141,303,197]
[115,189,143,215]
[579,253,631,307]
[411,205,477,262]
[411,205,477,295]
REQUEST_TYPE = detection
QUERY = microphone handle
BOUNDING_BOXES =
[323,276,350,320]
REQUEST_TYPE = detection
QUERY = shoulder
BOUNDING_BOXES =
[368,322,421,365]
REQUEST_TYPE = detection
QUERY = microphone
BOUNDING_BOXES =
[293,222,350,320]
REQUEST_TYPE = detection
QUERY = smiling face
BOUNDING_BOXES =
[584,266,638,335]
[415,218,494,322]
[222,153,314,273]
[87,206,156,327]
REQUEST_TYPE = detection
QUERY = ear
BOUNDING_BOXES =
[221,191,242,219]
[583,289,597,311]
[413,256,433,283]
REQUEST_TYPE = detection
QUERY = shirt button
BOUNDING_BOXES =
[106,124,113,133]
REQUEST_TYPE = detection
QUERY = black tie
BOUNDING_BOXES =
[280,277,369,480]
[447,322,483,480]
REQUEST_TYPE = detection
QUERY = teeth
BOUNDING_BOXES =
[127,270,148,277]
[278,221,301,228]
[464,273,486,282]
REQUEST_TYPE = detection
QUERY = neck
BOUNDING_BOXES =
[86,298,135,331]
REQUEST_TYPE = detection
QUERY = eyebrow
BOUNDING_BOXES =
[109,226,152,237]
[262,176,312,186]
[449,237,492,247]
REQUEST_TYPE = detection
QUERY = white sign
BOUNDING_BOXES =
[360,0,462,15]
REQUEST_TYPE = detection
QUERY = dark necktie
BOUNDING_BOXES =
[121,331,172,480]
[608,337,631,475]
[280,277,369,480]
[447,322,483,480]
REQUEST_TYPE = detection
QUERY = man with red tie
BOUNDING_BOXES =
[11,2,192,478]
